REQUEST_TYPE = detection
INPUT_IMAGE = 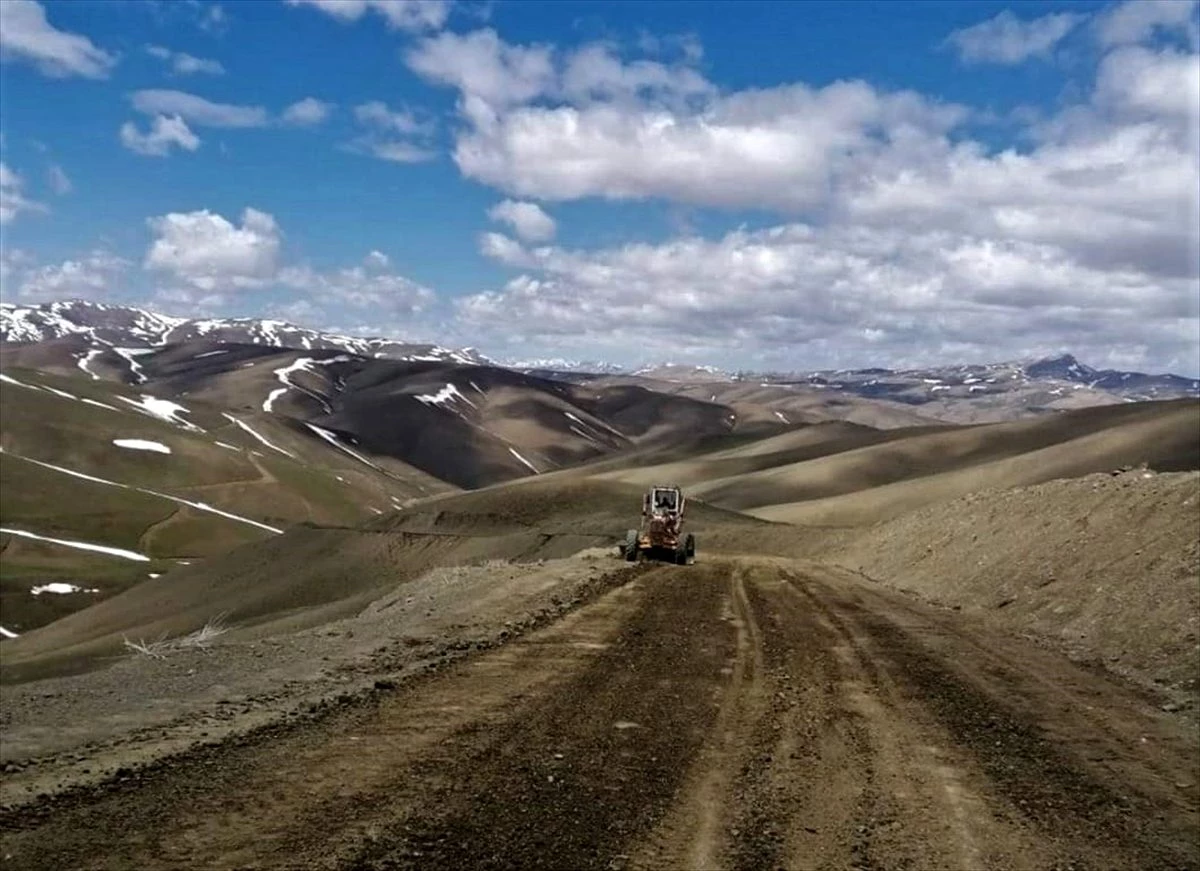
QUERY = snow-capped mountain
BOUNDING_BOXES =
[767,353,1198,405]
[0,301,489,365]
[2,301,1195,405]
[505,357,628,375]
[1022,354,1199,396]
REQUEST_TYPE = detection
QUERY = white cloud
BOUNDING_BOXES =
[487,199,556,242]
[120,115,201,157]
[946,10,1084,65]
[463,221,1199,375]
[478,231,531,266]
[410,29,1196,279]
[406,29,722,109]
[353,100,429,133]
[1095,0,1199,47]
[151,286,228,315]
[349,140,435,163]
[0,0,117,79]
[407,30,967,210]
[278,262,435,312]
[1093,44,1200,126]
[145,207,282,291]
[444,81,964,210]
[427,29,1199,376]
[265,297,324,325]
[346,100,436,162]
[559,42,714,105]
[282,97,335,125]
[0,162,46,224]
[407,29,557,107]
[14,250,130,302]
[131,89,268,128]
[363,249,390,269]
[145,44,225,76]
[46,163,71,194]
[286,0,450,32]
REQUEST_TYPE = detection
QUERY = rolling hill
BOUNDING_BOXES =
[3,300,1197,694]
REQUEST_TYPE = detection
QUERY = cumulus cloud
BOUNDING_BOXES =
[363,249,390,269]
[131,89,268,127]
[1092,44,1200,127]
[464,221,1199,375]
[406,29,557,107]
[1094,0,1199,47]
[145,44,225,76]
[346,100,436,162]
[409,31,966,210]
[151,286,229,315]
[14,250,131,302]
[478,231,531,266]
[0,0,117,78]
[406,29,711,109]
[285,0,450,32]
[145,207,282,291]
[425,26,1200,375]
[278,261,436,312]
[487,199,556,242]
[282,97,335,125]
[353,100,429,133]
[945,10,1084,65]
[0,162,46,224]
[120,115,201,156]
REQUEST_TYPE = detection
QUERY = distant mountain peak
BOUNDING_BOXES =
[0,300,489,367]
[1024,353,1097,381]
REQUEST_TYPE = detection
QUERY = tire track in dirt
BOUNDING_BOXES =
[2,557,1195,871]
[0,570,656,870]
[801,567,1199,871]
[723,565,861,871]
[346,562,738,870]
[625,561,768,871]
[782,570,1056,871]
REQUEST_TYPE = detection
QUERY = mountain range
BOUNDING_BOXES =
[1,298,1196,672]
[3,301,1196,412]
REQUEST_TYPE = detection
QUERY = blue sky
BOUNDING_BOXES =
[1,0,1197,374]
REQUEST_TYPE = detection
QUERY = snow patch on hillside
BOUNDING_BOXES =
[305,423,382,471]
[221,413,295,458]
[120,395,204,432]
[1,527,151,562]
[31,582,100,596]
[0,451,282,534]
[113,438,171,454]
[77,349,103,379]
[508,447,539,474]
[415,383,477,409]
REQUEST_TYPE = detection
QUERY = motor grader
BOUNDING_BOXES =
[621,485,696,565]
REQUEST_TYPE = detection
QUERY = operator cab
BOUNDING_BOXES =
[645,486,682,516]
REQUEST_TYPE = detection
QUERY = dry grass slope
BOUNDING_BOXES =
[828,471,1200,699]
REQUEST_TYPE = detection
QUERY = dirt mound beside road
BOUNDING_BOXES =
[831,470,1200,700]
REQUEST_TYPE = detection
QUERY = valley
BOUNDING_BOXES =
[0,306,1197,870]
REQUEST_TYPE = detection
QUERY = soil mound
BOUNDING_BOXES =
[830,470,1200,698]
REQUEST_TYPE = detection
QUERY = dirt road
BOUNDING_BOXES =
[2,558,1196,870]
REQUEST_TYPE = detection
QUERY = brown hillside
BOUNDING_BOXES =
[827,471,1200,698]
[752,400,1198,525]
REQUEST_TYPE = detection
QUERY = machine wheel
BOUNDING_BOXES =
[623,529,639,562]
[685,533,696,565]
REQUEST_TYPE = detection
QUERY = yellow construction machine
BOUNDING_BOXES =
[621,485,696,565]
